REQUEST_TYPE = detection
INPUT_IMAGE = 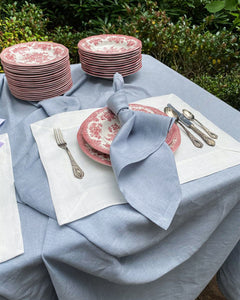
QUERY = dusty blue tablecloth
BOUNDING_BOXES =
[0,54,239,300]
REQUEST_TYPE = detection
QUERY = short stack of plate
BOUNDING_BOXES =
[78,34,142,79]
[0,41,73,101]
[77,104,181,166]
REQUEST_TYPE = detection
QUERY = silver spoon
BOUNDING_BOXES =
[164,107,203,148]
[182,109,218,139]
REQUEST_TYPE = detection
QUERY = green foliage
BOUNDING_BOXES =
[100,0,239,108]
[0,0,239,108]
[206,0,240,30]
[49,26,88,64]
[31,0,79,29]
[20,0,141,31]
[192,67,240,109]
[206,0,238,12]
[0,2,49,72]
[104,1,239,77]
[153,0,211,24]
[70,0,140,31]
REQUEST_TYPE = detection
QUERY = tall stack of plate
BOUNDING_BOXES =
[0,41,72,101]
[78,34,142,79]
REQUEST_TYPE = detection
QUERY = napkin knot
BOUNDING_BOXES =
[107,73,133,124]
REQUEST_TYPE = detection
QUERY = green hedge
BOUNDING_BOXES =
[0,1,239,109]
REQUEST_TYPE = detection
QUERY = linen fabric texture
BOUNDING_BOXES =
[0,55,240,300]
[107,73,182,229]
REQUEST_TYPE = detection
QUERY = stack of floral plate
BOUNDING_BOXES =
[0,41,72,101]
[78,34,142,79]
[77,104,181,166]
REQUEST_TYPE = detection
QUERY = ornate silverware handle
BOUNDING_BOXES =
[190,124,215,146]
[178,122,203,148]
[65,147,84,179]
[195,119,218,139]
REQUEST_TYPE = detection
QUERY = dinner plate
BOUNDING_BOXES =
[78,48,141,59]
[78,34,142,79]
[10,80,72,101]
[79,54,141,66]
[0,41,68,66]
[80,104,181,155]
[81,63,142,76]
[82,65,142,79]
[78,34,142,55]
[81,58,142,72]
[6,70,71,87]
[1,41,73,101]
[77,122,112,166]
[1,55,70,72]
[5,64,71,85]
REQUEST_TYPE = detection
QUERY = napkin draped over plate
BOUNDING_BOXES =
[107,73,182,230]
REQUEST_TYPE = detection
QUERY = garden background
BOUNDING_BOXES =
[0,1,239,299]
[0,0,239,109]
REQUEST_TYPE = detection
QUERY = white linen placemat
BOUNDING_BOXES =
[31,94,240,225]
[0,133,24,263]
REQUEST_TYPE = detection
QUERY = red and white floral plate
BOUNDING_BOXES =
[0,41,73,101]
[81,63,142,79]
[77,122,112,166]
[0,41,68,67]
[78,34,142,55]
[78,34,142,79]
[77,104,181,166]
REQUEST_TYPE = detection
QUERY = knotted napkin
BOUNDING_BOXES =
[107,73,182,230]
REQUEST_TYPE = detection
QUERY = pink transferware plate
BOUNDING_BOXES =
[80,104,181,155]
[77,121,112,167]
[1,54,70,72]
[81,64,142,79]
[79,54,142,67]
[82,58,142,72]
[0,42,69,66]
[9,78,72,95]
[10,85,72,101]
[80,56,142,69]
[5,64,71,82]
[78,34,142,55]
[9,79,72,101]
[6,69,71,86]
[78,47,141,59]
[7,72,72,90]
[81,63,142,76]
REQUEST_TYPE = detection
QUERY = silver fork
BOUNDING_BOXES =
[54,128,84,179]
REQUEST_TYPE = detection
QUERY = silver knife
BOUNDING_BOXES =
[167,104,215,146]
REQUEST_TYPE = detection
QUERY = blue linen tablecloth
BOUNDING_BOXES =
[0,54,239,300]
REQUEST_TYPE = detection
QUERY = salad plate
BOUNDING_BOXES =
[78,34,141,55]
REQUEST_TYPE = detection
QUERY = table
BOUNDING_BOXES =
[0,54,239,300]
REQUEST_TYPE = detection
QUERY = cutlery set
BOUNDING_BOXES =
[164,104,218,148]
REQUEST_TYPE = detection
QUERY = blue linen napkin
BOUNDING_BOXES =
[107,73,182,230]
